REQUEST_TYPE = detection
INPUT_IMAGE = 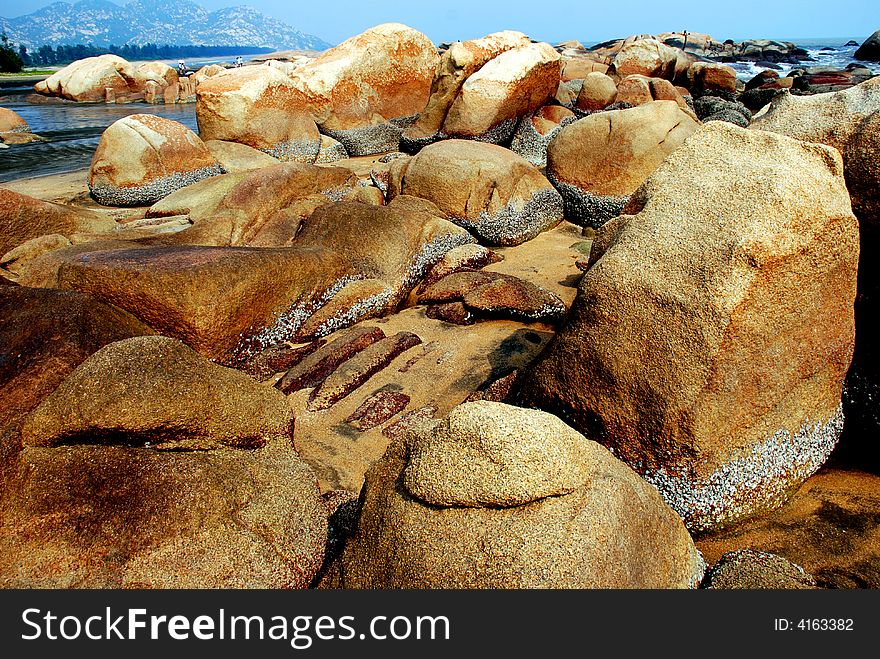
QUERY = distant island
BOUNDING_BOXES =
[0,0,331,52]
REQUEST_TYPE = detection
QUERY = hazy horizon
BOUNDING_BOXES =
[3,0,877,46]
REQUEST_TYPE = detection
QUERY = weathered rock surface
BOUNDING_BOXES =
[437,42,562,143]
[419,271,566,322]
[34,54,135,102]
[546,101,700,227]
[401,31,531,150]
[0,188,117,256]
[322,402,704,588]
[204,139,281,172]
[524,122,859,532]
[609,38,680,79]
[288,23,438,155]
[55,244,356,364]
[702,549,817,589]
[0,107,29,133]
[0,439,326,588]
[575,71,618,111]
[146,162,358,247]
[196,65,321,161]
[509,104,576,167]
[88,114,222,206]
[751,77,880,221]
[22,336,294,450]
[0,286,154,439]
[389,139,563,245]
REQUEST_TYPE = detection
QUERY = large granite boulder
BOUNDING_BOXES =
[609,38,680,79]
[88,114,222,206]
[55,244,356,365]
[4,341,325,590]
[523,122,858,532]
[322,402,705,588]
[288,23,438,155]
[293,196,474,310]
[34,54,134,102]
[0,189,117,256]
[752,78,880,469]
[145,162,359,246]
[401,31,531,150]
[0,286,153,441]
[575,71,618,111]
[23,336,294,450]
[546,100,700,227]
[388,139,563,245]
[0,107,29,133]
[435,42,562,144]
[196,65,322,161]
[855,30,880,62]
[751,77,880,222]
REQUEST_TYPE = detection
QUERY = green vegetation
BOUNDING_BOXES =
[0,34,24,73]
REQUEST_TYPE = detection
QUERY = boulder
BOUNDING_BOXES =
[855,30,880,61]
[575,71,618,111]
[0,437,326,588]
[322,402,705,588]
[204,139,281,173]
[0,188,117,256]
[694,95,752,127]
[546,101,700,227]
[0,107,29,133]
[288,23,439,155]
[0,286,153,440]
[418,271,567,322]
[509,104,576,167]
[145,162,358,246]
[23,336,294,450]
[702,550,817,589]
[401,31,531,150]
[292,196,475,310]
[687,61,738,95]
[437,42,562,143]
[196,65,321,161]
[750,77,880,221]
[132,61,179,91]
[1,234,71,281]
[614,75,691,111]
[610,38,679,79]
[88,114,222,206]
[34,54,134,102]
[523,122,859,532]
[388,139,563,245]
[55,244,357,365]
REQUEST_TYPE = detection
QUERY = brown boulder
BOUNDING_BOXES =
[23,336,294,450]
[687,61,738,95]
[88,114,222,206]
[438,42,562,143]
[0,286,153,440]
[546,100,700,227]
[55,244,356,365]
[34,54,134,102]
[145,162,359,246]
[0,107,29,133]
[524,122,858,532]
[610,38,679,79]
[400,31,532,149]
[388,139,563,245]
[288,23,439,155]
[322,402,704,588]
[196,65,321,161]
[204,139,281,172]
[0,188,117,256]
[575,71,618,111]
[0,439,326,588]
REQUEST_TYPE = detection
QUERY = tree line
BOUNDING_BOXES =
[1,35,273,71]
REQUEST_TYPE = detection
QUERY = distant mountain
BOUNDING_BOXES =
[1,0,331,50]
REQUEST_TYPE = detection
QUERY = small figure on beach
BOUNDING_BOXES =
[177,59,189,76]
[235,56,244,67]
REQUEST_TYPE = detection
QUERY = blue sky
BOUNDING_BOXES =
[4,0,878,45]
